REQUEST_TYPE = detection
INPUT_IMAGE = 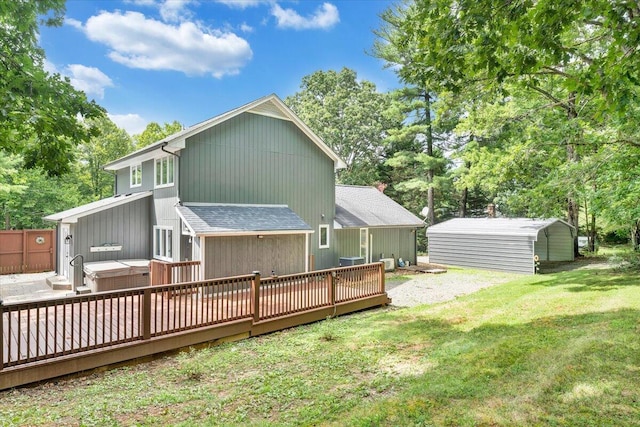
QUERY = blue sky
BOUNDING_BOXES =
[39,0,399,135]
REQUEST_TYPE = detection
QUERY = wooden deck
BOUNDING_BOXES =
[1,263,388,389]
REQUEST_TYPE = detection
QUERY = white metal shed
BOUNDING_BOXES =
[427,218,575,274]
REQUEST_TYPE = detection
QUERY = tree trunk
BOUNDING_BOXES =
[459,187,468,218]
[632,221,640,251]
[424,91,436,225]
[588,212,596,252]
[566,93,580,257]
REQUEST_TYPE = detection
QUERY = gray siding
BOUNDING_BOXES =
[534,222,574,261]
[428,233,535,274]
[337,227,417,265]
[73,197,152,263]
[179,112,336,270]
[152,179,180,261]
[204,235,305,279]
[115,159,155,194]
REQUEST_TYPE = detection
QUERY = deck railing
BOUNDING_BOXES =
[149,260,201,286]
[1,262,387,387]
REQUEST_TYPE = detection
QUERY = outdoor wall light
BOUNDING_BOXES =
[257,235,264,239]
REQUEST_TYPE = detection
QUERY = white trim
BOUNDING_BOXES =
[319,224,330,249]
[305,233,309,272]
[195,230,313,237]
[130,163,142,188]
[154,155,175,189]
[199,237,205,280]
[153,226,174,261]
[104,94,346,171]
[183,202,289,208]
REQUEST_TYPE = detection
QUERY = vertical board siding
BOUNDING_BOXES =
[180,112,336,270]
[115,159,155,194]
[370,228,417,264]
[75,197,152,263]
[428,234,535,274]
[337,228,418,265]
[204,235,305,279]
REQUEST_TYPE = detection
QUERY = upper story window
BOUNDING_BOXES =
[130,163,142,187]
[319,224,330,249]
[155,155,175,188]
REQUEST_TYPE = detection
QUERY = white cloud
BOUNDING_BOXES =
[77,11,252,78]
[66,64,114,99]
[215,0,265,9]
[65,17,83,30]
[271,2,339,30]
[108,113,148,135]
[159,0,194,22]
[240,22,254,33]
[43,60,113,99]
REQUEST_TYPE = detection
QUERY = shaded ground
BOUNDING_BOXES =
[0,271,72,302]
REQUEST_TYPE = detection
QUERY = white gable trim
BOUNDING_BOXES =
[104,94,346,171]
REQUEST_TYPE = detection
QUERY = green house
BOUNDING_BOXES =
[45,95,423,286]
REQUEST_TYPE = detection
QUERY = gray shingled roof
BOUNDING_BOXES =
[177,204,312,235]
[334,185,424,228]
[427,218,574,238]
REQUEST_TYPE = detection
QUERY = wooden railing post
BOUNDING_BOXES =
[143,288,151,340]
[252,271,261,323]
[327,271,334,306]
[0,302,4,371]
[379,262,385,293]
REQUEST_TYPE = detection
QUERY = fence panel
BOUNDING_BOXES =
[0,230,55,275]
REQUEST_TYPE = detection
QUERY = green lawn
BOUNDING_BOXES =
[1,264,639,426]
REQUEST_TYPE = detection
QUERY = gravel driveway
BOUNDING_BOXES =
[386,256,522,308]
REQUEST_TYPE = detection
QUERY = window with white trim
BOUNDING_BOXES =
[130,163,142,187]
[319,224,330,249]
[153,226,173,261]
[154,155,175,188]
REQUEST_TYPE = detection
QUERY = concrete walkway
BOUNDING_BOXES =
[0,272,74,303]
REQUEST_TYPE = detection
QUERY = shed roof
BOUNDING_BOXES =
[334,185,424,229]
[104,94,347,171]
[43,191,152,223]
[427,218,574,238]
[176,203,313,236]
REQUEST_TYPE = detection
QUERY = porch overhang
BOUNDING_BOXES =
[176,203,313,237]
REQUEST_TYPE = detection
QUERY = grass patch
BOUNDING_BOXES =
[1,266,639,426]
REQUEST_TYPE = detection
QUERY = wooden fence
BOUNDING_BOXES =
[0,229,55,275]
[0,262,388,390]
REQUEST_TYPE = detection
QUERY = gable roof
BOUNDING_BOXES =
[104,94,347,171]
[43,191,153,223]
[176,203,313,236]
[427,218,575,238]
[334,185,424,229]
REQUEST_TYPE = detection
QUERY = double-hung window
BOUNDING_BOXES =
[130,163,142,187]
[319,224,330,249]
[153,226,173,261]
[155,155,174,188]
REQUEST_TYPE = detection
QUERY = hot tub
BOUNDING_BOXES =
[84,259,150,292]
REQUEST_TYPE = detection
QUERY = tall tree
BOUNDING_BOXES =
[373,1,442,224]
[285,68,402,184]
[76,117,134,200]
[134,121,183,148]
[401,0,640,253]
[0,0,104,176]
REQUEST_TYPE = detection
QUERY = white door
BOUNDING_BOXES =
[60,224,72,279]
[359,228,369,263]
